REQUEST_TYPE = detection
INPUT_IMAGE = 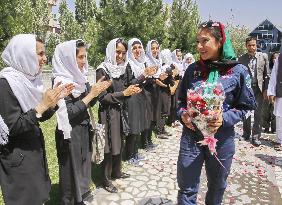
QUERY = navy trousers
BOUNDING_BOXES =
[177,130,235,205]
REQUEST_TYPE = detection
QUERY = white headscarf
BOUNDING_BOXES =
[183,53,195,69]
[145,40,162,78]
[160,49,173,73]
[97,38,127,79]
[127,38,145,78]
[172,49,184,74]
[52,40,88,139]
[0,34,43,145]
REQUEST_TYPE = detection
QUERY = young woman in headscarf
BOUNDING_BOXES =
[182,53,195,76]
[143,39,166,149]
[154,49,176,138]
[124,38,157,166]
[167,49,183,127]
[177,21,256,205]
[96,38,141,193]
[0,34,73,205]
[52,40,111,205]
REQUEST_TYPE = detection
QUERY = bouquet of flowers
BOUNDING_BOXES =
[185,71,225,157]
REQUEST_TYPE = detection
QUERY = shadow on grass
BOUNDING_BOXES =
[91,162,104,188]
[46,163,104,205]
[46,184,59,205]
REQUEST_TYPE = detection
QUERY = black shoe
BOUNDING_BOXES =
[148,143,158,149]
[162,130,172,136]
[157,134,169,139]
[242,135,250,141]
[103,183,118,193]
[263,127,270,133]
[252,138,261,147]
[112,172,130,179]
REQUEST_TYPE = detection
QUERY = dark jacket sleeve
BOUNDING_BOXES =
[222,66,257,127]
[0,78,46,137]
[124,64,146,86]
[64,95,88,125]
[96,68,125,105]
[262,53,270,91]
[176,65,191,121]
[38,105,58,122]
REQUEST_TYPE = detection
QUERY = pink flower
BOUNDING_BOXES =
[198,136,218,155]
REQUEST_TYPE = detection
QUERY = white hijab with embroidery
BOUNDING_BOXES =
[145,40,162,78]
[0,34,43,145]
[127,38,145,78]
[52,40,88,139]
[97,38,127,79]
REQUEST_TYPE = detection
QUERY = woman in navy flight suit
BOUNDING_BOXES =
[177,21,256,205]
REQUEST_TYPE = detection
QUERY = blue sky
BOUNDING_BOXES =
[53,0,282,30]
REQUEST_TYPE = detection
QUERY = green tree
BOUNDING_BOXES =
[45,32,60,65]
[96,0,126,53]
[169,0,200,54]
[226,23,249,57]
[75,0,97,25]
[58,0,82,42]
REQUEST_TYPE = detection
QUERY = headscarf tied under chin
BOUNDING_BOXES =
[52,40,88,139]
[199,21,239,88]
[0,34,43,145]
[127,38,146,78]
[97,38,127,79]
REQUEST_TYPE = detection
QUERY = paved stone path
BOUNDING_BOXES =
[84,124,282,205]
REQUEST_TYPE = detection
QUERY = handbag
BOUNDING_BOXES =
[88,108,105,164]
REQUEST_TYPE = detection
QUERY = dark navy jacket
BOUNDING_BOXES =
[177,63,257,142]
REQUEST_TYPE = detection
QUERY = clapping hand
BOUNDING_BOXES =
[144,66,157,76]
[123,84,142,96]
[90,76,112,98]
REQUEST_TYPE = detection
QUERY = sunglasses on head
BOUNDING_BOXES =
[76,39,85,47]
[201,21,220,28]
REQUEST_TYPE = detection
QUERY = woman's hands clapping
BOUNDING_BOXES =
[82,76,112,106]
[89,76,112,98]
[144,66,157,76]
[123,85,142,96]
[35,82,75,115]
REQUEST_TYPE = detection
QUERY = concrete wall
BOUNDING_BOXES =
[42,69,96,89]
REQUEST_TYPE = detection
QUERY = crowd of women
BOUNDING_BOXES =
[0,20,257,205]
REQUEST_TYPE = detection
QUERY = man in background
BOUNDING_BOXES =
[238,36,270,146]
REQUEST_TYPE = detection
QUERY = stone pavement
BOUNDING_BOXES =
[84,125,282,205]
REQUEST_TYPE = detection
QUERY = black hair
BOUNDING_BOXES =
[76,39,86,56]
[269,52,280,68]
[36,36,44,44]
[116,38,128,51]
[245,36,257,44]
[151,40,159,46]
[132,40,141,47]
[175,49,182,54]
[198,21,222,42]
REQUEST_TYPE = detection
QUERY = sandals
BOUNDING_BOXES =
[112,172,130,179]
[103,183,118,193]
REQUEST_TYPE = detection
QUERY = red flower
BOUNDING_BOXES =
[202,109,209,116]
